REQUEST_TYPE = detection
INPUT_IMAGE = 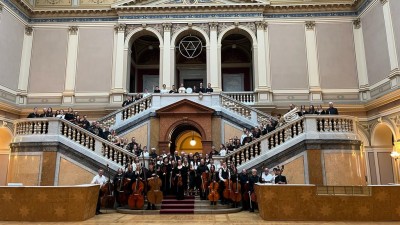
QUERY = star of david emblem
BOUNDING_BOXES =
[178,36,203,59]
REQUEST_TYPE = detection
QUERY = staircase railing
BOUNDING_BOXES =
[97,94,152,128]
[214,115,358,169]
[14,118,146,168]
[223,92,257,105]
[220,93,277,124]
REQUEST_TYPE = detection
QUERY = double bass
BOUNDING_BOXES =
[128,178,145,209]
[101,165,115,208]
[230,177,241,204]
[147,175,163,205]
[223,178,232,200]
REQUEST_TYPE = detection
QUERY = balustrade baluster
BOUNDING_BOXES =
[71,128,76,141]
[76,132,81,143]
[285,127,291,140]
[89,138,94,150]
[324,119,329,132]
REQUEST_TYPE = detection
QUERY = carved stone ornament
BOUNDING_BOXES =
[163,23,172,32]
[255,21,267,30]
[305,21,315,30]
[68,26,78,35]
[209,22,218,31]
[240,22,256,35]
[218,22,234,35]
[380,0,388,5]
[25,26,33,35]
[353,18,361,29]
[114,23,126,33]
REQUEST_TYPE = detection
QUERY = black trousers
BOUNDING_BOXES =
[96,190,101,212]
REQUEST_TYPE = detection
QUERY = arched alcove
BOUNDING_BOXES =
[0,127,13,185]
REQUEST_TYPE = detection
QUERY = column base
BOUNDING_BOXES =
[16,91,27,105]
[309,88,323,103]
[359,85,370,101]
[109,89,125,105]
[62,91,75,104]
[256,91,273,103]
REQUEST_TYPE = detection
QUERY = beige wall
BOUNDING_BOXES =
[7,154,41,186]
[223,122,242,144]
[316,23,359,89]
[390,0,400,67]
[377,152,394,184]
[28,28,68,93]
[283,155,305,184]
[0,127,12,186]
[75,27,113,93]
[269,24,309,90]
[362,3,391,85]
[0,9,24,91]
[323,151,365,186]
[121,123,148,148]
[58,157,95,186]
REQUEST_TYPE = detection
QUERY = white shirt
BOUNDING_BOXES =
[218,167,230,182]
[56,114,65,119]
[160,89,169,94]
[91,175,107,187]
[219,149,227,156]
[142,151,149,157]
[178,87,186,93]
[261,173,275,183]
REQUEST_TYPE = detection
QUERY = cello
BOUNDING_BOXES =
[208,171,219,205]
[128,165,145,210]
[223,178,232,201]
[101,164,115,208]
[201,172,209,197]
[230,177,241,206]
[147,174,163,206]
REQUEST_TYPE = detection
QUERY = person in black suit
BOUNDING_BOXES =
[274,168,287,184]
[122,96,133,107]
[154,86,161,93]
[198,82,205,93]
[27,107,40,118]
[325,102,338,115]
[205,83,213,93]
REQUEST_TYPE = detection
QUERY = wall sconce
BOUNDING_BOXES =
[190,131,196,146]
[391,140,400,160]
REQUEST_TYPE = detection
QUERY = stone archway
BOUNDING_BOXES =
[156,99,214,154]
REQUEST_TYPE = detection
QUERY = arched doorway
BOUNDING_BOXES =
[170,124,203,155]
[221,33,253,91]
[128,33,161,93]
[368,123,395,184]
[173,29,208,90]
[0,127,12,185]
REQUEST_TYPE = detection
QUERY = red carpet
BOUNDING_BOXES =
[159,196,195,214]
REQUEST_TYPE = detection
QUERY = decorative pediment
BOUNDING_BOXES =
[156,99,214,115]
[112,0,269,8]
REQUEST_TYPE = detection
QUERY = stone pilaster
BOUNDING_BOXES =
[62,26,79,104]
[209,22,221,92]
[305,21,322,102]
[17,26,34,105]
[111,23,126,104]
[162,23,172,88]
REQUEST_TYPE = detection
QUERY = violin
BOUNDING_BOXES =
[128,178,145,209]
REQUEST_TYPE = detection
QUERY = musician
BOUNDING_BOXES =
[205,83,213,93]
[122,96,133,107]
[27,107,40,118]
[160,157,172,195]
[248,169,259,212]
[150,148,158,159]
[124,164,136,194]
[187,163,196,196]
[196,159,209,200]
[209,146,219,158]
[208,165,219,205]
[260,168,274,184]
[113,168,125,207]
[146,164,158,210]
[173,151,180,162]
[230,166,240,208]
[218,162,231,205]
[239,169,249,210]
[274,168,287,184]
[198,82,205,93]
[91,169,107,215]
[326,102,339,115]
[173,160,187,200]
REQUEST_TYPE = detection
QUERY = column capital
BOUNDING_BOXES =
[25,26,33,36]
[380,0,388,5]
[162,23,172,32]
[255,21,267,30]
[353,18,361,29]
[114,23,126,33]
[68,26,78,35]
[209,22,218,31]
[305,21,316,30]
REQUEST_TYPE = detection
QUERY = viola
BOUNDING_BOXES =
[230,177,241,203]
[147,176,163,205]
[128,178,145,209]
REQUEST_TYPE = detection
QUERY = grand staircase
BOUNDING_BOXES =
[11,93,359,176]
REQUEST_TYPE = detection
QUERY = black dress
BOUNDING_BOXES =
[173,166,187,200]
[160,163,172,195]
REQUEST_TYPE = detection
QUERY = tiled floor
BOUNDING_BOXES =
[1,212,400,225]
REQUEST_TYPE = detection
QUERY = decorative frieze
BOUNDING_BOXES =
[305,21,316,30]
[25,26,33,35]
[114,23,126,33]
[68,26,78,35]
[353,18,361,29]
[35,0,71,6]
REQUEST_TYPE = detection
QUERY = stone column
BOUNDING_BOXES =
[255,21,272,102]
[352,19,370,100]
[17,26,34,105]
[305,21,322,102]
[209,22,221,92]
[162,23,172,88]
[111,24,126,104]
[381,0,400,89]
[62,26,79,104]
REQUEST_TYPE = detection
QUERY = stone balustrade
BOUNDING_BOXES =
[224,92,257,105]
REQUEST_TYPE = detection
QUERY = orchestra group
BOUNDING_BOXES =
[91,152,287,215]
